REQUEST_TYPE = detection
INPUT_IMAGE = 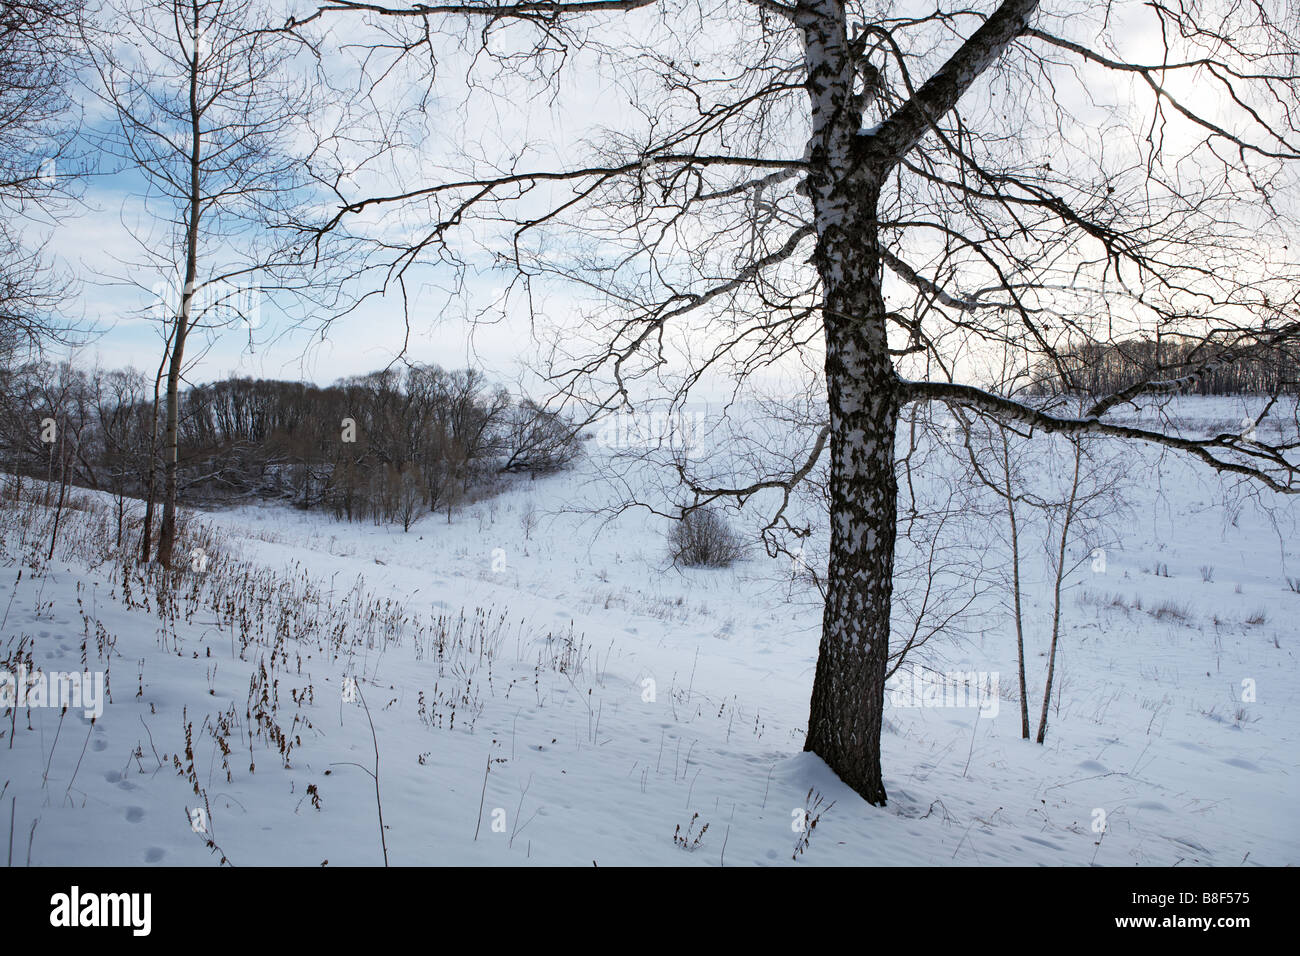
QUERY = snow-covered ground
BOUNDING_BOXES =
[2,395,1297,865]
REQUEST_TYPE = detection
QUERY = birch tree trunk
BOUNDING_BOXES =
[155,2,202,569]
[795,0,1040,802]
[796,0,898,806]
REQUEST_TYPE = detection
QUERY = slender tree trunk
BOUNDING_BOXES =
[47,431,69,562]
[1001,432,1031,739]
[44,427,54,506]
[156,311,191,567]
[156,9,202,569]
[141,352,167,563]
[1036,439,1082,744]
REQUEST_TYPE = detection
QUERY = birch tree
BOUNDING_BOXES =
[295,0,1300,804]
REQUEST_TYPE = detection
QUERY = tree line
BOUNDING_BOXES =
[0,359,580,541]
[1029,336,1297,398]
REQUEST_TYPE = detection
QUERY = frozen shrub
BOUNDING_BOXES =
[668,506,746,568]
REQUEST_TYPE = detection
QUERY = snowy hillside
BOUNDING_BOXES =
[2,396,1297,866]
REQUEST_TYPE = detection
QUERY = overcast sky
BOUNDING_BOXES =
[34,0,1298,403]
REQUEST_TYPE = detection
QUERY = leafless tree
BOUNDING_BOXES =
[94,367,152,548]
[956,394,1126,742]
[85,0,363,566]
[293,0,1300,804]
[498,398,582,476]
[0,0,88,354]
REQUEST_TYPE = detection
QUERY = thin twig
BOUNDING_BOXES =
[353,682,388,866]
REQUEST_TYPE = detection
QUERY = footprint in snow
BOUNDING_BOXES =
[1222,756,1261,771]
[144,847,165,863]
[1022,834,1064,849]
[125,806,145,823]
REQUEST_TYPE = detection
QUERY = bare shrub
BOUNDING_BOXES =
[519,499,538,541]
[668,507,746,568]
[1151,600,1192,623]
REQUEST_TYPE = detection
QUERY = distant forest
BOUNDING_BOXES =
[1028,335,1297,397]
[0,361,580,532]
